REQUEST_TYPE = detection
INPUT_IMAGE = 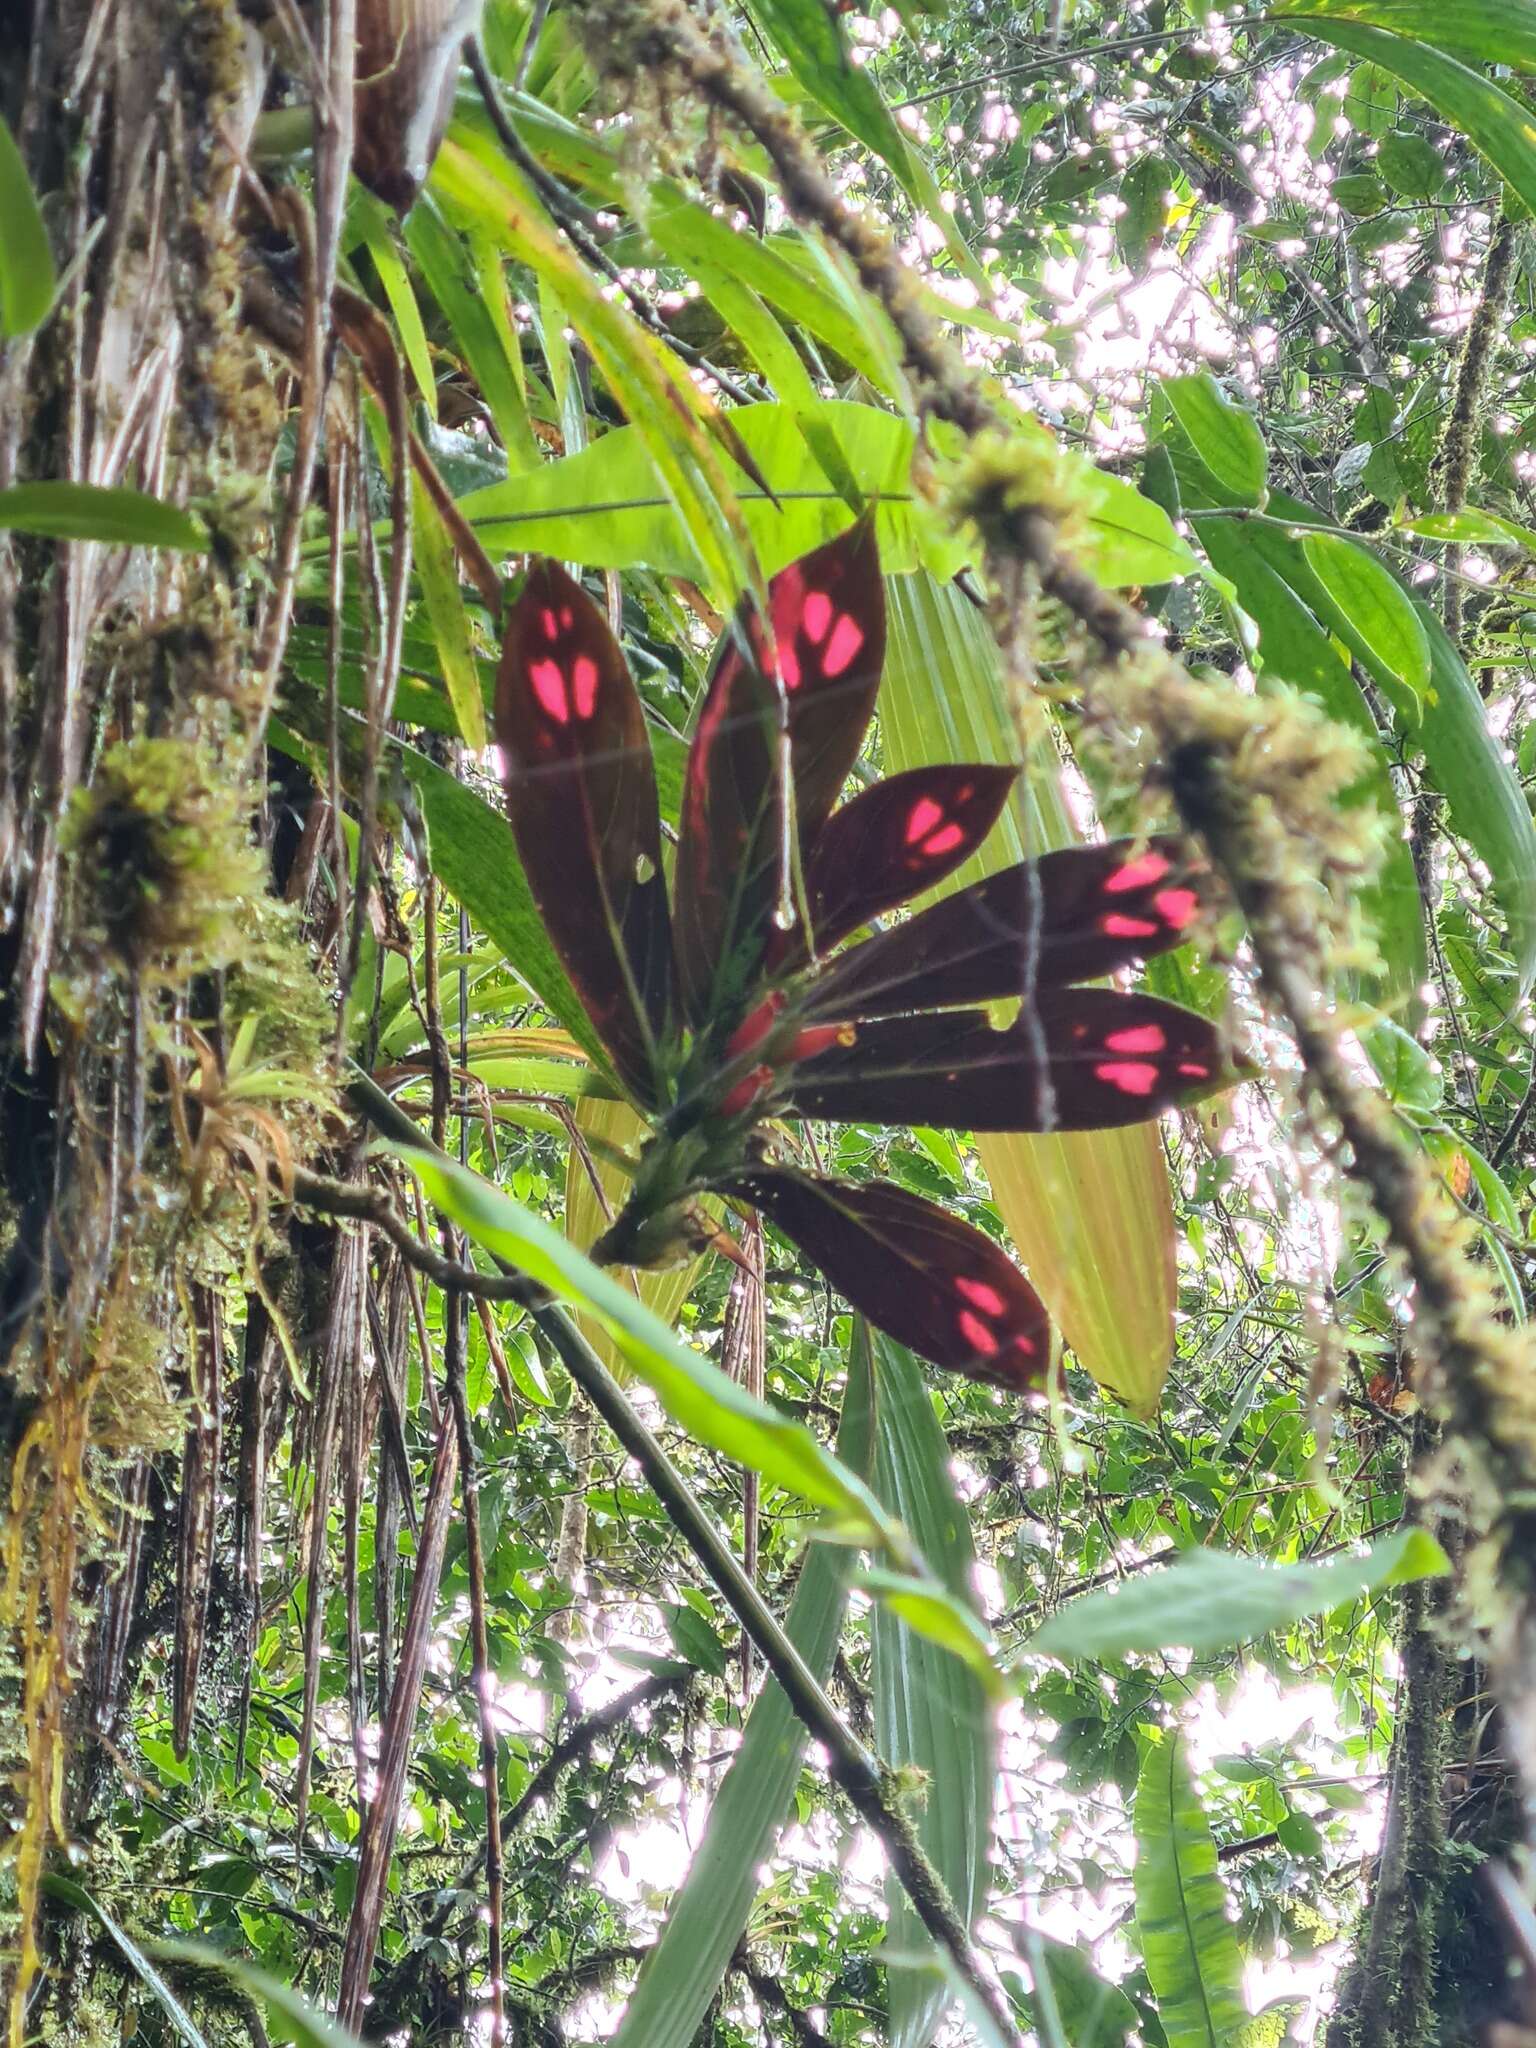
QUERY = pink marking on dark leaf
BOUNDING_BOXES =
[1105,1024,1167,1054]
[922,823,965,856]
[906,796,945,845]
[1153,886,1199,927]
[956,1276,1006,1316]
[1097,1059,1160,1094]
[1103,851,1170,893]
[529,659,569,725]
[958,1310,999,1356]
[803,589,833,642]
[572,655,599,719]
[1103,913,1160,939]
[822,614,865,677]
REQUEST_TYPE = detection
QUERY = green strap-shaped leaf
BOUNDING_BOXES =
[869,1327,994,2048]
[406,1150,899,1541]
[607,1336,875,2048]
[1413,599,1536,997]
[1274,0,1536,69]
[41,1878,212,2048]
[0,112,54,337]
[1272,17,1536,218]
[1027,1526,1448,1662]
[1132,1734,1249,2048]
[0,482,206,549]
[411,477,487,750]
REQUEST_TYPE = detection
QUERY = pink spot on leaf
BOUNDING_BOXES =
[572,654,599,719]
[1105,1023,1166,1055]
[1104,852,1170,893]
[1102,913,1159,939]
[778,642,803,691]
[958,1310,1000,1356]
[1153,886,1199,928]
[956,1276,1006,1316]
[905,797,945,845]
[803,589,833,642]
[529,659,569,723]
[822,614,865,677]
[1179,1060,1211,1079]
[922,823,964,857]
[1097,1059,1160,1095]
[541,607,560,637]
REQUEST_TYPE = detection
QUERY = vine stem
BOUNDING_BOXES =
[345,1070,1023,2048]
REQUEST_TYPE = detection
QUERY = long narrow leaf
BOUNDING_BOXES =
[869,1328,994,2048]
[607,1336,875,2048]
[407,1150,897,1538]
[1132,1733,1249,2048]
[0,113,54,337]
[879,572,1181,1415]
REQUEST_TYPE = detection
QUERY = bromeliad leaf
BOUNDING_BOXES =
[803,837,1206,1022]
[673,518,886,1027]
[495,560,674,1107]
[785,992,1228,1132]
[730,1167,1050,1387]
[792,763,1019,958]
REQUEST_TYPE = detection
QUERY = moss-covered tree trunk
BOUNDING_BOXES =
[0,5,335,2032]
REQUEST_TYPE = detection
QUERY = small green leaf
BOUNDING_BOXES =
[1397,508,1536,550]
[1301,531,1430,718]
[1118,155,1174,270]
[1332,173,1389,214]
[0,112,54,337]
[1025,1527,1449,1661]
[863,1565,1003,1700]
[1360,1016,1443,1112]
[1159,373,1268,508]
[0,482,207,549]
[1376,128,1445,198]
[504,1325,554,1405]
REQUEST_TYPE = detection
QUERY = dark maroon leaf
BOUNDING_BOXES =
[802,836,1205,1022]
[354,0,476,213]
[727,1167,1050,1389]
[495,560,673,1107]
[780,763,1018,962]
[783,989,1228,1131]
[673,520,886,1028]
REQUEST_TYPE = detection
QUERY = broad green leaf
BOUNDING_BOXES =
[0,482,206,549]
[608,1339,874,2048]
[411,477,487,750]
[1132,1733,1250,2048]
[1117,154,1174,270]
[564,1095,708,1384]
[880,570,1180,1416]
[1026,1527,1449,1661]
[1191,513,1426,1021]
[1274,0,1536,68]
[1376,128,1445,198]
[1013,1932,1140,2048]
[1332,173,1389,213]
[407,1151,899,1540]
[457,401,934,580]
[1301,531,1430,718]
[1275,18,1536,219]
[0,112,54,336]
[1158,375,1267,507]
[1413,599,1536,996]
[1360,1016,1442,1111]
[41,1878,210,2048]
[869,1327,996,2048]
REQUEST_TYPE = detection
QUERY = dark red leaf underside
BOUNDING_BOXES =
[785,763,1018,962]
[803,836,1205,1023]
[495,560,673,1107]
[784,989,1228,1131]
[728,1167,1050,1389]
[673,520,887,1029]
